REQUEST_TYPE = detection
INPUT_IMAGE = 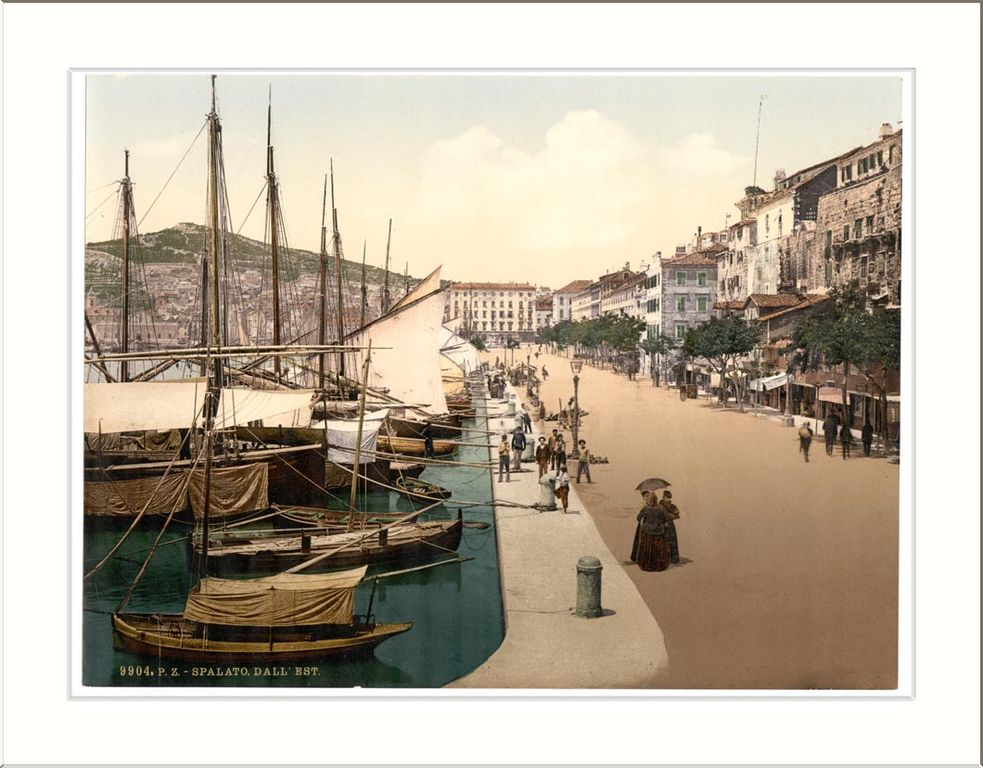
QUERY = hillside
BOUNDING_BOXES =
[86,222,412,287]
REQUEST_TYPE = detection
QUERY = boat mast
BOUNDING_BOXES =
[318,174,328,390]
[206,75,224,391]
[347,340,372,532]
[120,150,132,382]
[360,239,367,330]
[403,261,409,295]
[382,218,392,314]
[266,88,282,383]
[330,159,347,388]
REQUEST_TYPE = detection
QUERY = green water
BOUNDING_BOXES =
[82,404,505,689]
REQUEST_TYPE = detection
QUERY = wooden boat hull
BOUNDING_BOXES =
[388,416,461,440]
[201,517,464,572]
[394,478,452,502]
[112,613,411,662]
[377,435,456,457]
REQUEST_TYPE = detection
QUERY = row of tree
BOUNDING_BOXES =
[534,282,900,435]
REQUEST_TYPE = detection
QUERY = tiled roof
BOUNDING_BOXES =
[713,300,746,310]
[745,293,803,309]
[757,294,830,322]
[555,279,591,294]
[666,252,717,266]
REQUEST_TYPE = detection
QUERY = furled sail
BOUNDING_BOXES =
[184,566,367,627]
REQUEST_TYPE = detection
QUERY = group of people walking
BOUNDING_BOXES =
[631,490,680,572]
[797,412,876,463]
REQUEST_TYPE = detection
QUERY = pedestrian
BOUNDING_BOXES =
[497,435,511,482]
[823,412,839,456]
[538,402,546,422]
[421,423,435,460]
[535,436,550,478]
[553,435,567,473]
[658,490,681,564]
[521,407,532,433]
[554,464,570,512]
[840,423,854,460]
[861,420,874,457]
[511,426,526,471]
[634,492,672,572]
[541,365,549,380]
[576,439,592,484]
[798,423,814,463]
[548,429,560,470]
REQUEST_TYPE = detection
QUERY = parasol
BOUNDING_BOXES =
[635,477,671,492]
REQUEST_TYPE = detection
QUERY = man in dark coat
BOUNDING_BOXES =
[840,423,854,460]
[421,423,435,459]
[511,427,527,471]
[861,421,874,456]
[823,412,839,456]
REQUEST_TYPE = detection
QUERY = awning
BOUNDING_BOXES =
[750,373,789,392]
[214,388,316,429]
[817,386,844,404]
[84,379,208,434]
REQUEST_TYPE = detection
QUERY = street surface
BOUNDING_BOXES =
[521,347,899,689]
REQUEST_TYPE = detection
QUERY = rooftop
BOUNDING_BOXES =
[665,252,718,267]
[745,293,804,309]
[451,281,536,291]
[757,294,830,322]
[555,279,591,294]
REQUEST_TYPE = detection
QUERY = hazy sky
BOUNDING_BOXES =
[86,73,902,288]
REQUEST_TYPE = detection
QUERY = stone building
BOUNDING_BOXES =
[658,250,718,342]
[717,219,756,304]
[814,125,903,304]
[445,281,537,344]
[535,296,553,335]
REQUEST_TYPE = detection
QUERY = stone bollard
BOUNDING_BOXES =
[576,556,603,618]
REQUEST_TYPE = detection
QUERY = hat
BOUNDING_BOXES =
[663,490,672,498]
[538,436,546,442]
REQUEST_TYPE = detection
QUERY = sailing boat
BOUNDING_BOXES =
[108,82,412,661]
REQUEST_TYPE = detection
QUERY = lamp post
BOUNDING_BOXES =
[570,358,583,459]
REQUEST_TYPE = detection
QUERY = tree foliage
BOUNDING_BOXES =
[683,316,761,410]
[543,315,645,355]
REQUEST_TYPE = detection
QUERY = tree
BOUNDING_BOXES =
[641,334,676,386]
[684,316,761,411]
[469,335,486,351]
[793,281,900,439]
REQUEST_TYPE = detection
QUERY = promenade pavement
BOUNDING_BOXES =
[448,383,668,689]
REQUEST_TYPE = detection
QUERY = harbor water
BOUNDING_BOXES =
[81,395,505,689]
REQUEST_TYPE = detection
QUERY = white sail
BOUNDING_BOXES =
[389,265,441,312]
[214,388,316,429]
[84,379,208,433]
[348,268,448,415]
[439,326,481,374]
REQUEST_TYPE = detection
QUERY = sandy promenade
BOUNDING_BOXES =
[510,347,899,689]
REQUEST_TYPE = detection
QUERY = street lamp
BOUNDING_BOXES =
[570,359,583,459]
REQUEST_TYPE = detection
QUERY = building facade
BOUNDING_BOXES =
[659,251,718,342]
[444,281,537,344]
[552,279,590,324]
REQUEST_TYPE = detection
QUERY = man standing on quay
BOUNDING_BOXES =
[823,411,839,456]
[511,426,526,472]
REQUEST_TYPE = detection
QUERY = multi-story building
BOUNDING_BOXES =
[658,250,718,343]
[717,219,756,304]
[601,274,646,318]
[571,265,644,322]
[814,125,902,304]
[444,281,537,344]
[552,279,590,324]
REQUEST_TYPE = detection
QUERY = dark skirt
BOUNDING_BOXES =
[637,530,670,572]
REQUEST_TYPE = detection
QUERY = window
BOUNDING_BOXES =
[676,272,687,286]
[826,229,832,246]
[860,256,868,277]
[676,296,687,312]
[778,212,783,237]
[866,215,874,234]
[859,158,867,174]
[697,272,707,286]
[877,150,883,167]
[842,164,853,182]
[854,219,862,238]
[843,225,850,240]
[697,296,708,313]
[765,213,770,234]
[825,263,832,284]
[675,323,687,339]
[888,145,894,164]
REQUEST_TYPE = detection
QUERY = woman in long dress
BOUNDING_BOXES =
[635,494,671,572]
[659,490,681,564]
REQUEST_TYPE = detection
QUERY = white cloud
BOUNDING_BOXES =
[404,112,748,284]
[657,132,748,177]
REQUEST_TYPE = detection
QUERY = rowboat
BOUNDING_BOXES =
[394,476,452,502]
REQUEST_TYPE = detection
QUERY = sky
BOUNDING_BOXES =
[86,73,902,288]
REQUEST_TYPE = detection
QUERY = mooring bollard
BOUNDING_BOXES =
[576,555,603,618]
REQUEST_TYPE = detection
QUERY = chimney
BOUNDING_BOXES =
[774,168,786,188]
[879,122,893,139]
